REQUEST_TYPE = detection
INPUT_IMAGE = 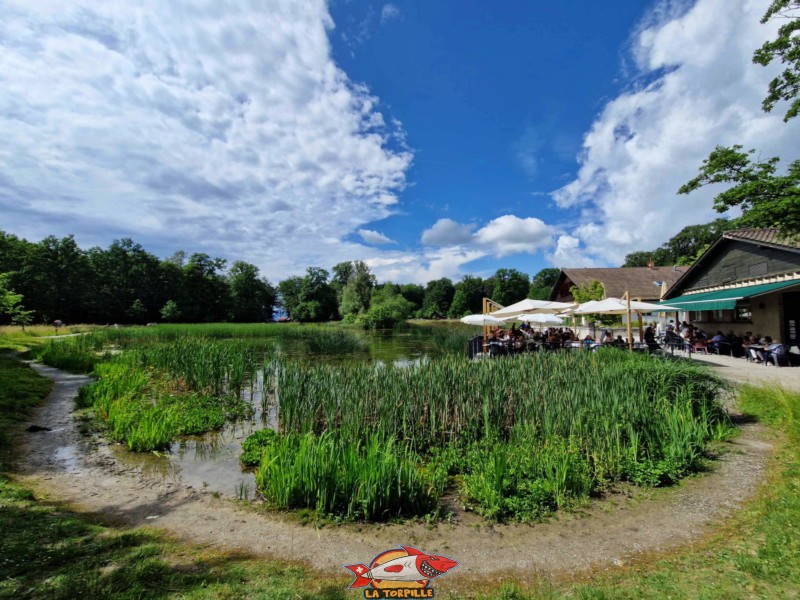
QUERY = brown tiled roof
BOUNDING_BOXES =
[723,228,800,250]
[558,266,686,300]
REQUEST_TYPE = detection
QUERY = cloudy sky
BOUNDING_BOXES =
[1,0,798,283]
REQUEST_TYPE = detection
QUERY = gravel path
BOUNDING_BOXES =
[13,360,780,579]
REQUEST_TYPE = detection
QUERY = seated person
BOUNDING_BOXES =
[762,341,787,365]
[644,325,655,343]
[613,335,627,347]
[708,330,727,353]
[750,336,773,362]
[600,329,613,344]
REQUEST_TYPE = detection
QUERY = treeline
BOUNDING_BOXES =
[0,232,275,324]
[0,230,560,326]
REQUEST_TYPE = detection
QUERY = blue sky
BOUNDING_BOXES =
[1,0,798,283]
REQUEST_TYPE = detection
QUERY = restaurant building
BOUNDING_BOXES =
[660,229,800,348]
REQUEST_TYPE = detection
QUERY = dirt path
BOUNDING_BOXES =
[14,361,778,579]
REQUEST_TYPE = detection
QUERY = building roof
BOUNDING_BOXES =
[664,228,800,298]
[550,266,687,301]
[722,228,800,250]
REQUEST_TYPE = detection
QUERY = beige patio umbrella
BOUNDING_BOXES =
[572,297,680,350]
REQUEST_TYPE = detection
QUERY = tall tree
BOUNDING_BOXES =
[448,275,486,318]
[181,253,230,322]
[490,268,529,307]
[679,147,800,240]
[421,278,455,318]
[621,219,737,266]
[680,3,800,241]
[279,268,338,322]
[399,283,425,312]
[528,268,560,300]
[334,260,376,317]
[228,261,275,322]
[753,1,800,121]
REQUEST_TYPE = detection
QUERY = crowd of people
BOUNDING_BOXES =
[482,318,788,364]
[654,319,787,363]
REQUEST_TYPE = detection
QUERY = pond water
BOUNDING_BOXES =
[109,326,468,498]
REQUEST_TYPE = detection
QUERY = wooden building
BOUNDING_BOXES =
[549,266,687,303]
[661,229,800,347]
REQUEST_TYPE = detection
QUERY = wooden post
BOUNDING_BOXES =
[625,291,633,351]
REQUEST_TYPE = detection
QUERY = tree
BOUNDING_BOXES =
[278,268,338,322]
[228,261,275,322]
[569,280,614,326]
[447,275,486,318]
[0,273,30,326]
[399,284,425,312]
[333,260,375,318]
[678,146,800,240]
[490,268,529,307]
[360,295,414,329]
[621,219,738,266]
[181,253,231,322]
[679,3,800,241]
[753,1,800,121]
[421,278,455,318]
[528,268,560,300]
[160,300,181,322]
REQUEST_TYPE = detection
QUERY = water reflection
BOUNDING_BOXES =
[110,328,446,497]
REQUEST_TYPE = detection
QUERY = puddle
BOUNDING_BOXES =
[97,332,449,498]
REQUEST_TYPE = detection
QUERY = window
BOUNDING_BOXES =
[711,309,725,322]
[735,305,752,322]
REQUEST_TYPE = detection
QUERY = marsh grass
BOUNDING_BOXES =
[255,431,436,521]
[271,351,731,520]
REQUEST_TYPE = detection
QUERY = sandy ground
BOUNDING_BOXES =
[12,359,790,579]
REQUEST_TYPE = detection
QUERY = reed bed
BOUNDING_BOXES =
[262,350,731,520]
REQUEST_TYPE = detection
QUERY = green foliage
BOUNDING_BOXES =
[274,351,730,521]
[448,275,486,318]
[0,273,32,327]
[753,1,800,122]
[421,278,455,318]
[528,268,560,300]
[679,145,800,240]
[0,356,51,467]
[358,294,414,328]
[34,335,103,373]
[333,260,375,318]
[621,218,737,267]
[227,261,275,322]
[278,267,338,322]
[159,299,181,322]
[305,329,366,353]
[491,268,529,307]
[240,429,279,467]
[255,432,436,521]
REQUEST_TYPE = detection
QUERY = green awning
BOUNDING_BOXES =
[660,280,800,312]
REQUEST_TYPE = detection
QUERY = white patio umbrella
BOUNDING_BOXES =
[503,313,563,325]
[490,298,575,318]
[571,297,680,349]
[571,298,679,314]
[460,314,506,326]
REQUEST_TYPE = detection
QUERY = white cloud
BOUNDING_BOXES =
[550,0,800,267]
[358,228,395,244]
[421,218,474,246]
[365,247,486,284]
[0,0,412,280]
[474,215,553,257]
[381,4,401,24]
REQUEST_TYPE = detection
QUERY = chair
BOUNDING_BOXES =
[692,340,708,354]
[764,345,790,367]
[711,341,731,356]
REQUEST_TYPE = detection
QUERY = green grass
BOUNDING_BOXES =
[0,354,52,468]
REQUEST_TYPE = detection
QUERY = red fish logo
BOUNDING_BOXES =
[344,546,458,597]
